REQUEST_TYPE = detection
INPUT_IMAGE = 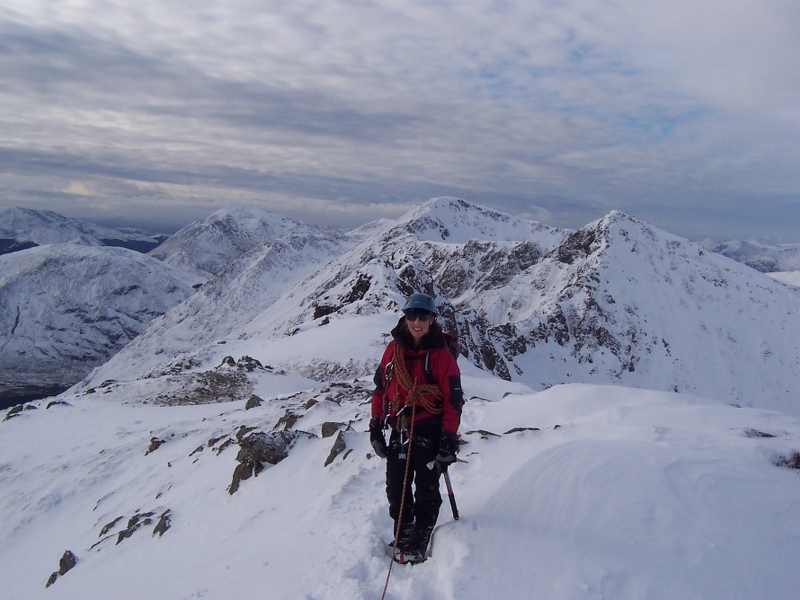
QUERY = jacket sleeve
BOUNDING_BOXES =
[434,347,463,434]
[371,342,395,420]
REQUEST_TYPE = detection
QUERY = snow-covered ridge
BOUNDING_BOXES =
[77,198,566,386]
[88,229,363,384]
[78,200,800,422]
[458,210,800,413]
[2,375,799,598]
[393,197,569,245]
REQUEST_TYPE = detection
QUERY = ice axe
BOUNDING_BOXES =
[427,460,460,520]
[442,466,459,521]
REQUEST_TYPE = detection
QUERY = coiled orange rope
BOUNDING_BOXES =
[389,342,443,416]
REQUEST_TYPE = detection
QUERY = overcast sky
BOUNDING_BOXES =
[1,0,798,241]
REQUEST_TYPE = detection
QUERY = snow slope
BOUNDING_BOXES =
[769,270,800,289]
[84,229,363,384]
[2,375,799,599]
[476,211,800,415]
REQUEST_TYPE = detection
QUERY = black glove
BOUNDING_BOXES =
[369,418,388,459]
[436,432,458,469]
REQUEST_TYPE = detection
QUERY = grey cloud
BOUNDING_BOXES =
[0,21,177,104]
[0,19,423,144]
[1,1,799,242]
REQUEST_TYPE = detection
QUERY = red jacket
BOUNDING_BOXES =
[371,320,463,435]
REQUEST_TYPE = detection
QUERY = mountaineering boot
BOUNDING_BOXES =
[394,524,434,565]
[393,547,426,565]
[390,521,415,549]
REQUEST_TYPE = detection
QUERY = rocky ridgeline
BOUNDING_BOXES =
[82,355,282,406]
[51,198,800,412]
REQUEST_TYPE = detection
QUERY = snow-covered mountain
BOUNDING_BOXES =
[453,210,800,414]
[85,198,568,385]
[0,206,163,255]
[148,203,343,282]
[3,197,800,599]
[703,237,800,273]
[81,198,800,417]
[0,204,355,407]
[0,244,195,406]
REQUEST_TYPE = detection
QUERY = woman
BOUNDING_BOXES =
[369,292,463,564]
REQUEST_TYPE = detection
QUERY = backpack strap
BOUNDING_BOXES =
[423,351,436,384]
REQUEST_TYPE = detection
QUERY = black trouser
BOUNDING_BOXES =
[385,427,442,530]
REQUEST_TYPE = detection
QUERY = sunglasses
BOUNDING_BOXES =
[404,309,433,322]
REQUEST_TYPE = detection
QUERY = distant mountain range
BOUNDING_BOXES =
[0,204,332,406]
[701,237,800,273]
[0,206,165,255]
[2,200,799,414]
